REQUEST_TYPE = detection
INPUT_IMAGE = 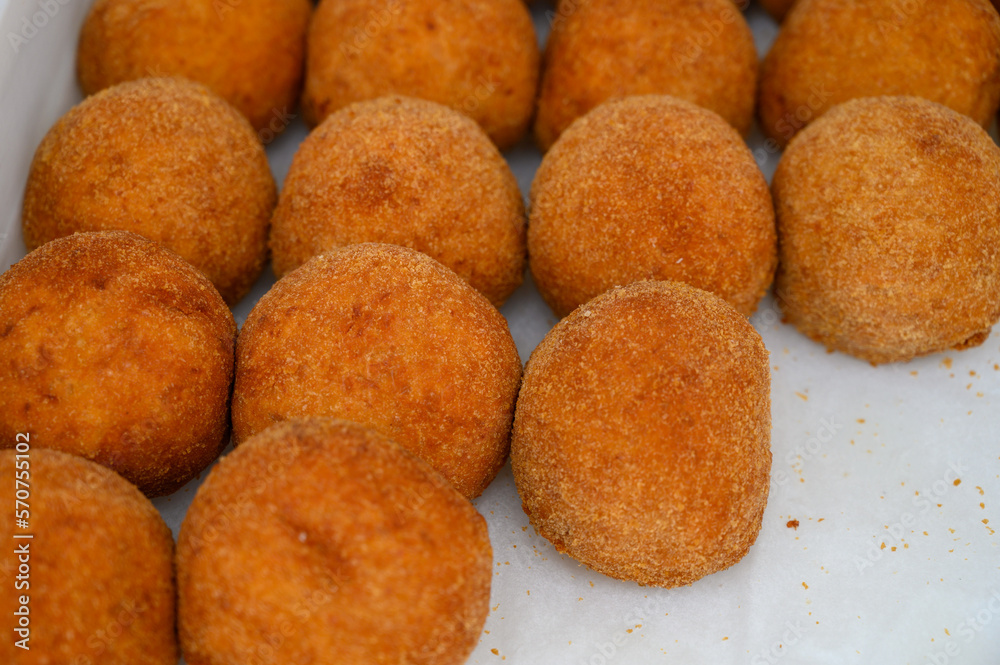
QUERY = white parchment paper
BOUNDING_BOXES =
[0,1,997,663]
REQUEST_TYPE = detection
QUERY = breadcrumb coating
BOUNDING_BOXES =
[270,96,526,307]
[233,243,522,499]
[530,95,776,319]
[773,96,1000,364]
[178,418,491,665]
[512,280,771,588]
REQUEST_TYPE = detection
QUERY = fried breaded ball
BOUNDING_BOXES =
[0,449,176,665]
[22,78,275,305]
[511,280,771,588]
[270,96,526,307]
[77,0,311,134]
[758,0,1000,148]
[302,0,539,150]
[773,96,1000,365]
[0,231,236,496]
[178,418,492,665]
[535,0,758,151]
[529,95,776,319]
[233,243,522,498]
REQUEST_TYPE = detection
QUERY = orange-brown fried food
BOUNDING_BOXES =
[0,231,236,496]
[0,449,176,664]
[77,0,311,134]
[22,78,275,305]
[178,418,492,665]
[512,280,771,588]
[773,96,1000,365]
[270,96,526,307]
[233,243,522,499]
[529,95,776,319]
[535,0,758,151]
[302,0,539,150]
[758,0,1000,147]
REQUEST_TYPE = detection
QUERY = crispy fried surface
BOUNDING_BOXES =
[534,0,758,151]
[178,418,492,665]
[270,96,526,306]
[773,96,1000,365]
[0,231,236,496]
[529,95,776,319]
[511,280,771,588]
[758,0,1000,147]
[77,0,311,133]
[0,449,176,665]
[233,243,522,498]
[22,78,275,305]
[302,0,539,150]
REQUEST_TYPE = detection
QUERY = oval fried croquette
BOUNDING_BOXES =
[233,243,522,499]
[0,231,236,496]
[511,280,771,588]
[22,78,276,305]
[0,449,176,665]
[77,0,311,134]
[270,96,526,307]
[302,0,539,150]
[178,418,492,665]
[758,0,1000,147]
[529,95,776,319]
[535,0,758,151]
[773,96,1000,364]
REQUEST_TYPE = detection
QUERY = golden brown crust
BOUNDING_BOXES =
[22,78,275,305]
[773,96,1000,365]
[233,243,522,499]
[302,0,539,150]
[534,0,758,151]
[529,95,776,319]
[758,0,1000,147]
[0,231,236,496]
[270,96,526,306]
[77,0,311,133]
[0,449,176,664]
[511,280,771,588]
[177,417,492,665]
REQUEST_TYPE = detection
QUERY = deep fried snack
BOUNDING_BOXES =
[233,243,522,498]
[178,418,492,665]
[0,231,236,496]
[302,0,539,150]
[77,0,311,134]
[773,96,1000,364]
[270,96,526,306]
[22,78,275,305]
[529,95,776,319]
[0,449,176,664]
[535,0,757,151]
[758,0,1000,147]
[512,280,771,588]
